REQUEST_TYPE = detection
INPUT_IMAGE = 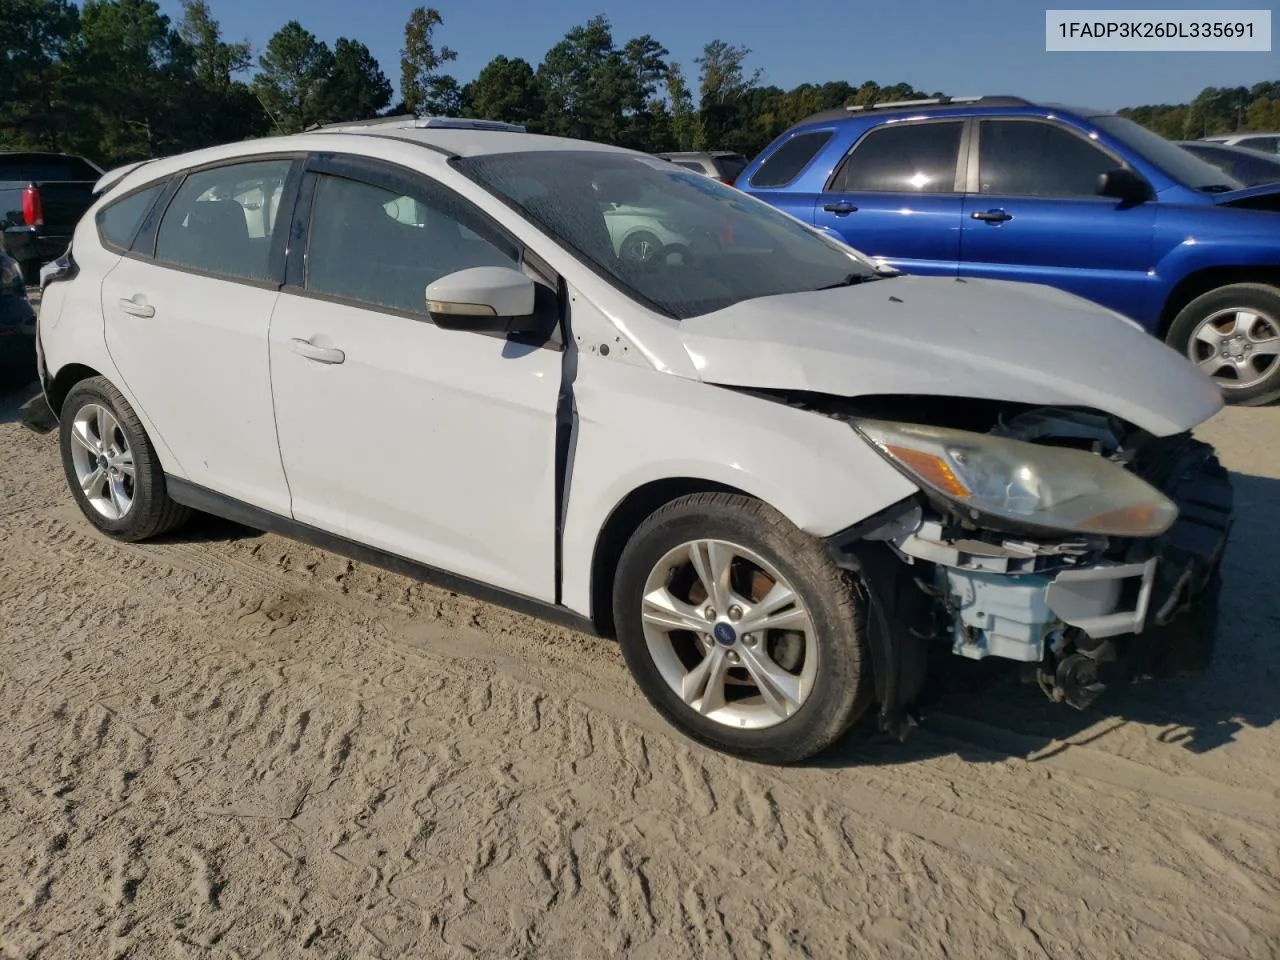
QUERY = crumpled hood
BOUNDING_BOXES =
[678,275,1223,437]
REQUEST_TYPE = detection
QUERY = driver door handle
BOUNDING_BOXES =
[971,209,1012,223]
[290,338,345,364]
[823,201,858,215]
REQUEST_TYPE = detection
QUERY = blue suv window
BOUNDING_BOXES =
[978,121,1116,198]
[833,121,963,193]
[748,131,833,188]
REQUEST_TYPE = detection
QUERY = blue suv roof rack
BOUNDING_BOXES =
[797,95,1033,126]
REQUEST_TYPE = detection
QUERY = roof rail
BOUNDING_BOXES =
[795,95,1034,127]
[306,115,526,134]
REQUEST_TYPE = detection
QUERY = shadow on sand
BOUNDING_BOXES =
[5,377,1277,765]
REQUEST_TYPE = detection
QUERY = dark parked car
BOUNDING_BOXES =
[657,151,750,185]
[735,95,1280,406]
[1,152,103,283]
[0,253,36,386]
[1176,140,1280,187]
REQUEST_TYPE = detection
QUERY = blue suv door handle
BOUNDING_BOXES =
[971,209,1012,223]
[822,201,858,215]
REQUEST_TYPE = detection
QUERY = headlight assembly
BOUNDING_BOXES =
[852,418,1178,538]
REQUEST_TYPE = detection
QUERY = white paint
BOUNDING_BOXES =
[101,258,291,515]
[268,291,562,601]
[40,126,1225,628]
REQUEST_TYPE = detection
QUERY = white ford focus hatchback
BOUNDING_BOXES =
[28,117,1233,763]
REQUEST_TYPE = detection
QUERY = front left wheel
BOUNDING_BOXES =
[1167,283,1280,406]
[612,492,874,764]
[59,376,190,541]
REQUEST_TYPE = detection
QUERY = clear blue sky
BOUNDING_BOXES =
[155,0,1276,110]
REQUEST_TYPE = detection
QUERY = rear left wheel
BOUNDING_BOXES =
[612,492,873,764]
[59,376,190,541]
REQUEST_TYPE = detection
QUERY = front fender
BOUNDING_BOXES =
[1156,233,1280,281]
[558,357,918,618]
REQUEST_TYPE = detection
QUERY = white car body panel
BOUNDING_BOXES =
[36,125,1225,634]
[101,257,290,514]
[679,277,1223,437]
[268,291,563,601]
[38,224,185,476]
[557,357,918,617]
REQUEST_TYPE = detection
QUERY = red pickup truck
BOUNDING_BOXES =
[0,152,104,284]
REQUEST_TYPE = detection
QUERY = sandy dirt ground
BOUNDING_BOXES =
[0,369,1278,959]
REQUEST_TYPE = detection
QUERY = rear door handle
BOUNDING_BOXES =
[290,338,345,364]
[118,297,155,318]
[971,209,1012,223]
[823,201,858,215]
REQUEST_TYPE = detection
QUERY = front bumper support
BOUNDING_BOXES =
[827,437,1234,725]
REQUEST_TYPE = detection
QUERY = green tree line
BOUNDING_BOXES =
[1117,83,1280,140]
[2,0,1278,170]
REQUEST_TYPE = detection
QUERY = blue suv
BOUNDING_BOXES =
[736,96,1280,405]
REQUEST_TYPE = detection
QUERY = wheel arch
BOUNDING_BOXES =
[1158,265,1280,339]
[48,362,104,417]
[45,360,188,479]
[587,476,748,638]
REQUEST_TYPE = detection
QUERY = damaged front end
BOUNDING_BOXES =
[821,403,1233,739]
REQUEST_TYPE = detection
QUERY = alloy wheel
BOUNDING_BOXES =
[640,538,818,730]
[1189,307,1280,391]
[68,402,135,520]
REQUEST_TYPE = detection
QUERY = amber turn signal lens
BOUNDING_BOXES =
[885,445,972,499]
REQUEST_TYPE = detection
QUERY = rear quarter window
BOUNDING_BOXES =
[747,132,834,188]
[96,184,165,252]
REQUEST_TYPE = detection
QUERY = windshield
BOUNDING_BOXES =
[1091,115,1244,192]
[454,150,878,319]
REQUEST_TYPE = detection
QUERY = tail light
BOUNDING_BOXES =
[22,185,44,226]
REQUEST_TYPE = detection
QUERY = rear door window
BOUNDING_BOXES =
[747,132,833,188]
[833,121,964,194]
[154,160,293,282]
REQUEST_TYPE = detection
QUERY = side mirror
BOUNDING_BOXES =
[425,266,537,333]
[1097,167,1154,204]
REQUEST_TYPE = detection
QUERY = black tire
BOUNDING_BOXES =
[59,376,190,541]
[19,259,41,287]
[1166,282,1280,406]
[612,492,874,764]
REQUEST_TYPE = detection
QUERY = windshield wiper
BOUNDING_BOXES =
[817,272,879,291]
[1199,184,1237,193]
